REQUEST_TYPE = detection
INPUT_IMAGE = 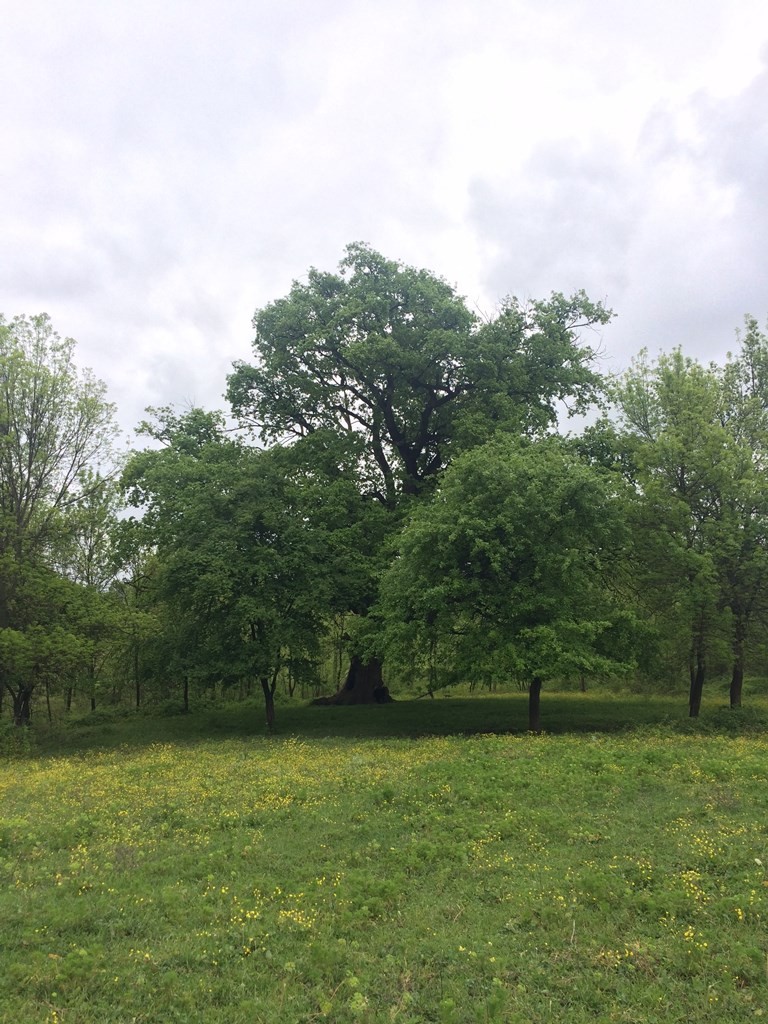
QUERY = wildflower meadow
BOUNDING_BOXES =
[1,692,767,1023]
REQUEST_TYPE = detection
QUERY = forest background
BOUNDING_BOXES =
[2,243,768,736]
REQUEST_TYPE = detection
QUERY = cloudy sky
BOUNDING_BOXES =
[3,0,768,440]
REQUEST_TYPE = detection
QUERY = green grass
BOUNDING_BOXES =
[1,691,767,1022]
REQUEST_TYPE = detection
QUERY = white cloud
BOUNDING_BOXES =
[2,0,768,438]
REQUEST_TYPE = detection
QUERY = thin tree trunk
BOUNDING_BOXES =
[134,645,140,710]
[528,676,542,733]
[730,623,747,709]
[689,648,705,718]
[730,662,744,709]
[183,674,189,713]
[45,679,52,723]
[261,677,276,731]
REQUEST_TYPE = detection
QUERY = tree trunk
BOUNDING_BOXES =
[689,649,705,718]
[261,677,276,731]
[730,622,747,709]
[134,645,141,709]
[730,662,744,709]
[13,686,32,726]
[312,655,393,705]
[528,676,542,733]
[286,663,296,697]
[183,674,189,714]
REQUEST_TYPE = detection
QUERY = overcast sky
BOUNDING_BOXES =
[3,0,768,441]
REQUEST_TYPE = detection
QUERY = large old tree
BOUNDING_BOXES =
[227,244,612,703]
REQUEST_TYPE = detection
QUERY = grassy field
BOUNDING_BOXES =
[1,690,767,1023]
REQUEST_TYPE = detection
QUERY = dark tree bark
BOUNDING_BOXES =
[528,676,542,733]
[689,648,705,718]
[730,622,747,709]
[12,686,32,726]
[261,677,276,731]
[313,655,393,706]
[134,646,141,710]
[730,662,744,709]
[183,674,189,714]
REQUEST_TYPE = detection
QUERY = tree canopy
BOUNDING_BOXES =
[227,243,612,505]
[381,436,638,729]
[121,408,382,725]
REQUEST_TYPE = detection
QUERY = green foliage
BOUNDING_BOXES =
[381,436,638,707]
[222,244,614,704]
[7,281,768,725]
[227,243,611,504]
[0,314,119,723]
[0,314,118,557]
[607,339,768,710]
[122,409,380,721]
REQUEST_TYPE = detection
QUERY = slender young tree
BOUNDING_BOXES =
[53,471,125,711]
[610,345,767,714]
[717,317,768,706]
[0,314,118,723]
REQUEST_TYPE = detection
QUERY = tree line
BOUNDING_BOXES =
[2,245,768,730]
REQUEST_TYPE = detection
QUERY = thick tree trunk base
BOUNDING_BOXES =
[313,656,394,706]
